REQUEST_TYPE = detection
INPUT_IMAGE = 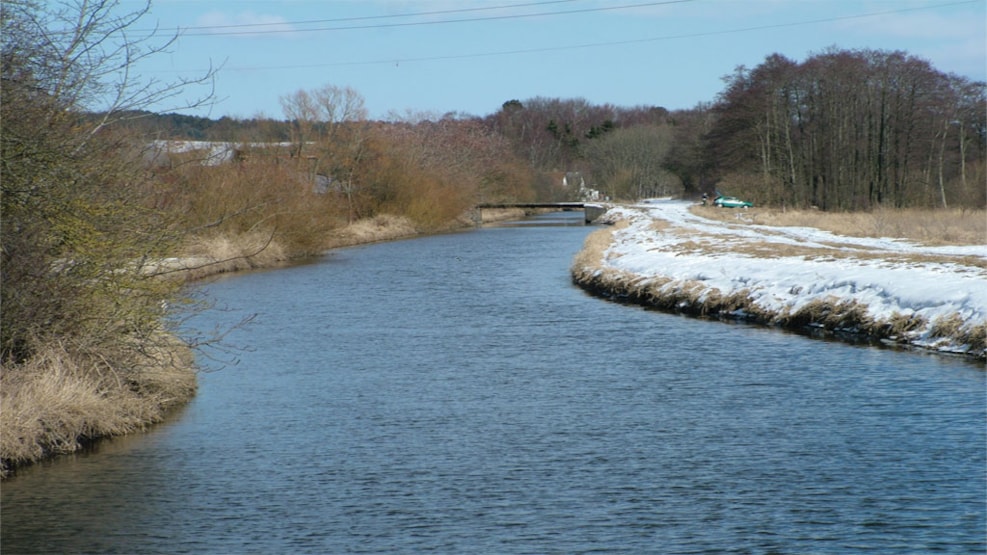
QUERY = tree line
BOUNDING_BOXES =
[3,0,984,370]
[128,48,985,212]
[707,49,985,210]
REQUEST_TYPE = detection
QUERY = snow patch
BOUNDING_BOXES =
[589,200,986,358]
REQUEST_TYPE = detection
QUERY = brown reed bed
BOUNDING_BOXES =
[1,333,196,478]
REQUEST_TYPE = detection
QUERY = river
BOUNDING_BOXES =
[3,211,984,554]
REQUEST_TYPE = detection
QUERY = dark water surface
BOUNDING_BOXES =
[3,211,985,554]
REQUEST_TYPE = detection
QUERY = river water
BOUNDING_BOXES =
[3,211,985,554]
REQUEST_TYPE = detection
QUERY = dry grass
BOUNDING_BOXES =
[571,225,619,273]
[572,214,984,358]
[775,297,874,332]
[662,232,987,270]
[323,214,419,249]
[0,212,435,476]
[153,215,421,282]
[172,210,527,282]
[691,206,986,246]
[571,224,656,306]
[929,315,987,354]
[571,260,948,350]
[1,335,196,477]
[153,230,291,282]
[480,208,528,223]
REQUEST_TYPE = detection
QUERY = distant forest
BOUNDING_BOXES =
[121,47,985,211]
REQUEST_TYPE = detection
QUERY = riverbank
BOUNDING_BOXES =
[0,331,197,478]
[0,208,531,478]
[155,209,529,282]
[572,200,986,360]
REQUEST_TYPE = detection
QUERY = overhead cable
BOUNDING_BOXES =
[175,0,696,36]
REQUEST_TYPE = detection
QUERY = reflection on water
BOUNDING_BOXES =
[488,210,588,227]
[3,211,985,554]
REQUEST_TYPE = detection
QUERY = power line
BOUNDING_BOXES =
[169,0,580,31]
[197,0,980,72]
[176,0,695,36]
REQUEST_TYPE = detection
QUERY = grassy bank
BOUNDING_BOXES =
[0,216,411,477]
[1,207,526,478]
[571,208,986,359]
[159,207,531,282]
[1,331,196,478]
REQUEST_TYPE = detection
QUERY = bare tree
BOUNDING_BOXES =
[280,84,369,221]
[585,125,680,200]
[280,89,318,159]
[1,0,216,362]
[706,48,984,209]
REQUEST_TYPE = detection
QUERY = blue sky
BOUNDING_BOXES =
[124,0,986,120]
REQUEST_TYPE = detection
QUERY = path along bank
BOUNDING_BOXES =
[571,200,986,360]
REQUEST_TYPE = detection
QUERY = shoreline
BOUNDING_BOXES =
[0,208,532,478]
[571,260,978,359]
[1,331,198,478]
[156,208,531,282]
[570,202,986,361]
[6,204,981,476]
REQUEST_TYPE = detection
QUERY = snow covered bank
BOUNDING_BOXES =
[571,199,986,359]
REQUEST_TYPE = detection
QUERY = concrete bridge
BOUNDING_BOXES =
[475,202,609,224]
